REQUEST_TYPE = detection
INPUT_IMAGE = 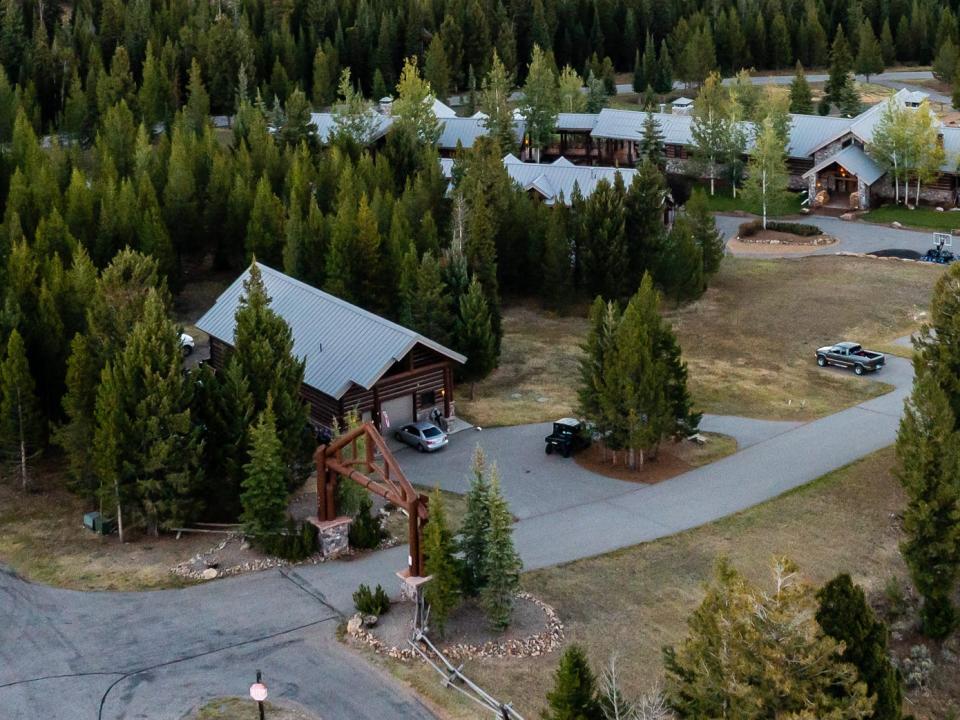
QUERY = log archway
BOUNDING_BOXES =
[315,422,428,576]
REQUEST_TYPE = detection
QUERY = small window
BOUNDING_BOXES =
[419,390,437,406]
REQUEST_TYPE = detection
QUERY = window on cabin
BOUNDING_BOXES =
[419,390,436,406]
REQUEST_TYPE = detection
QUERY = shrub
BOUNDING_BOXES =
[348,494,386,549]
[884,577,909,619]
[900,644,934,691]
[738,220,821,237]
[256,518,318,561]
[353,583,390,615]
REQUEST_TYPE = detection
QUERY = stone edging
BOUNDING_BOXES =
[169,533,336,581]
[348,591,565,662]
[734,234,836,246]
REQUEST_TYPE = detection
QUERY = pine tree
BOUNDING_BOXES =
[789,61,814,114]
[632,49,645,93]
[454,276,498,385]
[543,644,602,720]
[245,175,286,266]
[579,177,627,298]
[0,329,42,491]
[520,44,558,162]
[856,20,885,81]
[896,364,960,638]
[541,204,573,311]
[480,466,521,630]
[480,50,517,150]
[241,397,289,542]
[816,574,903,720]
[639,113,665,166]
[577,296,621,424]
[936,39,960,83]
[686,189,725,278]
[880,19,896,65]
[660,218,705,303]
[585,70,607,113]
[459,445,492,595]
[410,252,453,345]
[624,161,667,282]
[422,488,462,635]
[184,58,210,135]
[393,56,442,145]
[424,34,451,101]
[825,25,855,112]
[664,558,875,718]
[233,263,310,489]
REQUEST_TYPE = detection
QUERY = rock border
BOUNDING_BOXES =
[347,591,565,662]
[734,234,836,247]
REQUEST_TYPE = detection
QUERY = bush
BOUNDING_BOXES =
[256,518,318,561]
[353,583,390,615]
[738,220,821,237]
[348,494,386,550]
[884,577,909,619]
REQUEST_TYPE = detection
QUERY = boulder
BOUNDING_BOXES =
[891,221,903,228]
[347,613,364,636]
[200,568,218,581]
[936,206,945,212]
[363,614,379,627]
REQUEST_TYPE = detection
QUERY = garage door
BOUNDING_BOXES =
[380,394,414,431]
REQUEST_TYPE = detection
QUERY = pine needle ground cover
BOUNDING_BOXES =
[459,256,940,425]
[385,448,921,719]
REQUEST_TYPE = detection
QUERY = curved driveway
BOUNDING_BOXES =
[1,280,919,720]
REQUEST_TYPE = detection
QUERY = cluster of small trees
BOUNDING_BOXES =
[422,447,522,633]
[896,261,960,639]
[578,276,700,469]
[869,98,945,207]
[542,561,904,720]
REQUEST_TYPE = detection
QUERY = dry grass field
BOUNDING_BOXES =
[458,256,941,425]
[382,448,960,719]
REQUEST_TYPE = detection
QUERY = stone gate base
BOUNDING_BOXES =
[308,516,352,558]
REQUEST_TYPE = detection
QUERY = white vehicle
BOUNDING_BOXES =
[180,333,195,356]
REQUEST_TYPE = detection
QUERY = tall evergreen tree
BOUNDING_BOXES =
[480,466,522,630]
[480,50,517,151]
[685,189,725,278]
[392,56,442,145]
[578,296,621,423]
[541,204,574,311]
[816,574,903,720]
[459,445,492,596]
[241,397,288,542]
[454,275,498,385]
[232,263,310,489]
[856,20,885,81]
[825,25,856,112]
[410,252,453,345]
[639,113,665,166]
[0,329,42,491]
[789,61,814,114]
[422,488,462,635]
[245,175,286,266]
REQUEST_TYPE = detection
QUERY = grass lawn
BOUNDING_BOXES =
[699,185,806,217]
[0,460,201,590]
[381,447,960,719]
[458,256,940,425]
[382,485,469,541]
[861,204,960,231]
[186,697,319,720]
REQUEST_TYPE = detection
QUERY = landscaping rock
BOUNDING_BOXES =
[891,221,903,228]
[347,614,363,636]
[936,206,945,212]
[363,614,379,627]
[840,212,856,221]
[201,568,218,580]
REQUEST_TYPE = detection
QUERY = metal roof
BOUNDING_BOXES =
[802,145,885,185]
[309,112,394,145]
[502,154,638,206]
[556,113,600,132]
[195,264,466,400]
[437,117,525,150]
[786,114,852,157]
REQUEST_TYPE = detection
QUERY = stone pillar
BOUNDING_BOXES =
[309,516,352,558]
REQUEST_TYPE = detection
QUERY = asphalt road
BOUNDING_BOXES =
[716,213,945,256]
[2,216,926,719]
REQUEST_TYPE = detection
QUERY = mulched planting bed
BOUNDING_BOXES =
[573,442,694,484]
[735,229,836,246]
[353,593,563,661]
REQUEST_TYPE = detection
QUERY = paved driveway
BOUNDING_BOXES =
[0,566,436,720]
[716,214,941,257]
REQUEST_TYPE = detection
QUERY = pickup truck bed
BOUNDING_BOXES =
[816,342,884,375]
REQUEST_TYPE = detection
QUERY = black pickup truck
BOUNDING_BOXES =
[815,342,885,375]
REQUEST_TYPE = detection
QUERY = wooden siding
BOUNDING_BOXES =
[207,334,453,431]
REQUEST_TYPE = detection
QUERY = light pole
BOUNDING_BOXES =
[249,669,268,720]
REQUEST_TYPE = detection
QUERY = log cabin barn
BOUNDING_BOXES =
[196,264,466,434]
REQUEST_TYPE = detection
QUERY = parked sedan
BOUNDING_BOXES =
[394,422,449,452]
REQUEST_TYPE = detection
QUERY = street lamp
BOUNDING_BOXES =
[249,669,268,720]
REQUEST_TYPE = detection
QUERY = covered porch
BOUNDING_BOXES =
[803,145,884,210]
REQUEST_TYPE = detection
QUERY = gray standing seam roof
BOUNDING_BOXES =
[437,117,525,150]
[195,264,466,400]
[802,145,885,185]
[310,112,394,145]
[502,154,638,206]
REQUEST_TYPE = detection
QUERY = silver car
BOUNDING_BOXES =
[394,421,448,452]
